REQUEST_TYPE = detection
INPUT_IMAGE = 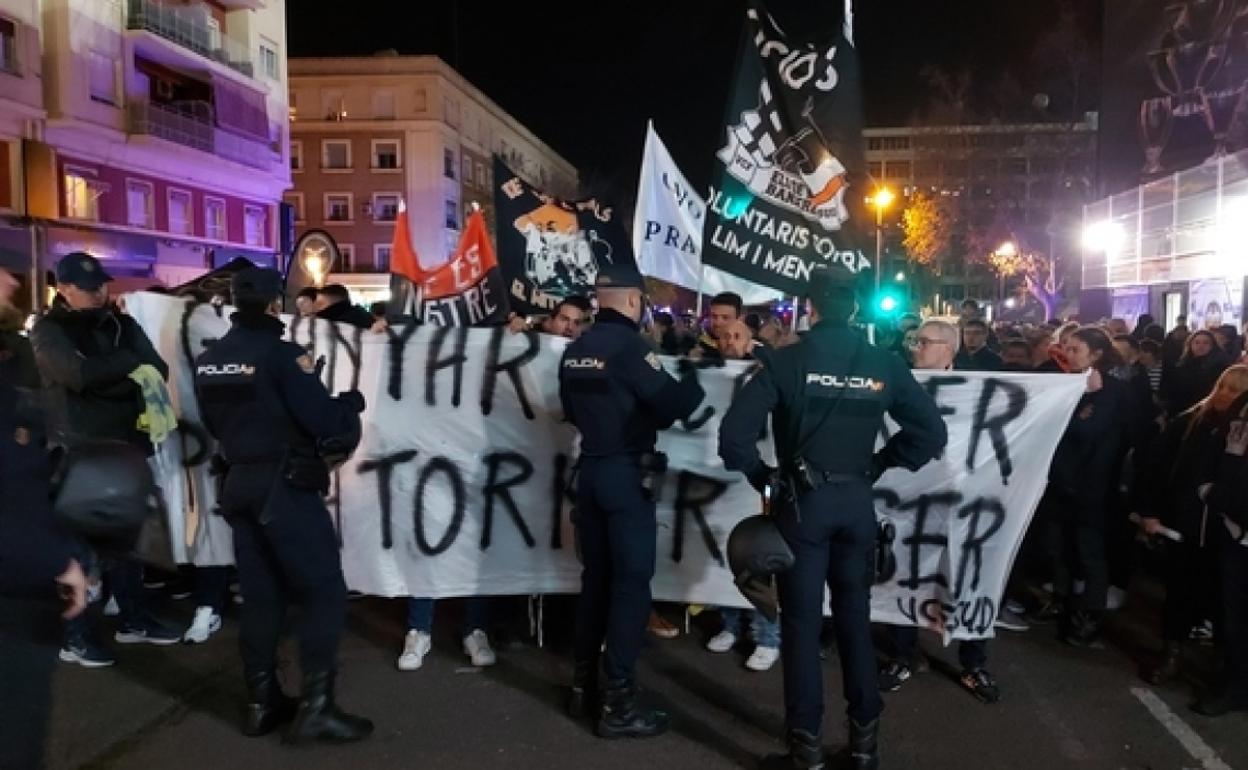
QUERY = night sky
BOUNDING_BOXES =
[288,1,1100,198]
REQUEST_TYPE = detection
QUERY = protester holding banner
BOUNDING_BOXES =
[559,263,705,739]
[705,319,781,672]
[880,319,1001,704]
[720,267,948,770]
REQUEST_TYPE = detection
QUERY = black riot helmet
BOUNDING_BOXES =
[50,440,162,552]
[726,514,795,622]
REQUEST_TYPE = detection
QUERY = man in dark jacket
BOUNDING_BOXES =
[30,251,180,659]
[954,319,1003,371]
[314,283,375,329]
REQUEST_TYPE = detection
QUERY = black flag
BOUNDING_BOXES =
[703,0,869,295]
[493,156,636,316]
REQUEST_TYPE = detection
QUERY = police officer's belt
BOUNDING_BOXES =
[806,469,870,485]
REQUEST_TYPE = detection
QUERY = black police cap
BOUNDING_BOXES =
[594,263,646,291]
[231,267,283,306]
[55,251,114,290]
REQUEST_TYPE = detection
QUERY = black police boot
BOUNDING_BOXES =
[567,660,599,719]
[242,670,297,737]
[284,671,374,745]
[759,729,825,769]
[846,718,880,770]
[595,678,669,739]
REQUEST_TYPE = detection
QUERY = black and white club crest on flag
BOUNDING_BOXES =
[704,0,870,295]
[493,156,637,316]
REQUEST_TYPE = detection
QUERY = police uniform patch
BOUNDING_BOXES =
[645,352,662,371]
[296,354,316,374]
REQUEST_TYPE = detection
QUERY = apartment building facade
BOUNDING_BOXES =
[286,54,578,303]
[0,0,290,309]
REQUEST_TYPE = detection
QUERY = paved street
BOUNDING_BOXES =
[37,588,1248,770]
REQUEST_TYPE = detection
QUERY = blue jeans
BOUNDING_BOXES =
[406,597,490,635]
[721,607,780,648]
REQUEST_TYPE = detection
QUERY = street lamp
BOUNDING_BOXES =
[869,187,895,296]
[994,240,1018,303]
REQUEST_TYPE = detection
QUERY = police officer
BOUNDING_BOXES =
[193,268,372,744]
[718,267,947,770]
[559,264,705,739]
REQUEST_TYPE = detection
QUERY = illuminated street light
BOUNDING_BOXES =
[995,240,1018,257]
[894,270,906,281]
[1004,297,1017,309]
[870,186,895,296]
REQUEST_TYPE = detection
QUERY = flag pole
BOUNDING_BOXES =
[694,265,705,319]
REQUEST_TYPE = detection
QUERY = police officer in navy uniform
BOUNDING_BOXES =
[719,267,947,770]
[559,263,705,739]
[194,268,372,744]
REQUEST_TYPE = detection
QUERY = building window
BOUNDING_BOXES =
[372,193,400,222]
[373,89,395,120]
[88,50,116,105]
[885,160,911,180]
[867,137,881,151]
[371,139,400,170]
[322,139,351,170]
[259,39,279,80]
[290,140,303,172]
[443,148,455,179]
[476,162,486,186]
[866,161,881,179]
[204,197,226,240]
[462,156,473,183]
[64,166,104,221]
[0,17,17,75]
[324,193,352,222]
[444,199,458,229]
[374,244,392,271]
[125,179,154,229]
[283,192,304,222]
[243,205,266,247]
[323,89,345,120]
[338,243,355,271]
[168,188,193,235]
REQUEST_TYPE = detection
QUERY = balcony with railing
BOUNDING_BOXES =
[125,0,254,79]
[127,100,282,171]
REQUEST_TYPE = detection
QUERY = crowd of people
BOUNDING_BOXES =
[3,252,1248,766]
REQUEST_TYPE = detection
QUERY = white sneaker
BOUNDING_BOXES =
[103,595,120,617]
[1106,586,1127,610]
[745,645,780,671]
[463,629,496,667]
[397,630,432,671]
[706,630,737,653]
[183,606,222,644]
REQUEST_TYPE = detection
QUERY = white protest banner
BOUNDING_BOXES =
[128,291,1084,640]
[632,122,782,305]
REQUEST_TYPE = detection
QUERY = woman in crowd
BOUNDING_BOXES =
[1163,330,1230,418]
[1197,385,1248,716]
[1139,365,1248,685]
[1041,326,1128,646]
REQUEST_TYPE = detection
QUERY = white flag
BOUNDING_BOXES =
[632,122,781,304]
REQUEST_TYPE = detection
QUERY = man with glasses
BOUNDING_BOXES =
[884,318,1007,703]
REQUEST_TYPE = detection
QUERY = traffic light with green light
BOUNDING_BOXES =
[874,288,903,317]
